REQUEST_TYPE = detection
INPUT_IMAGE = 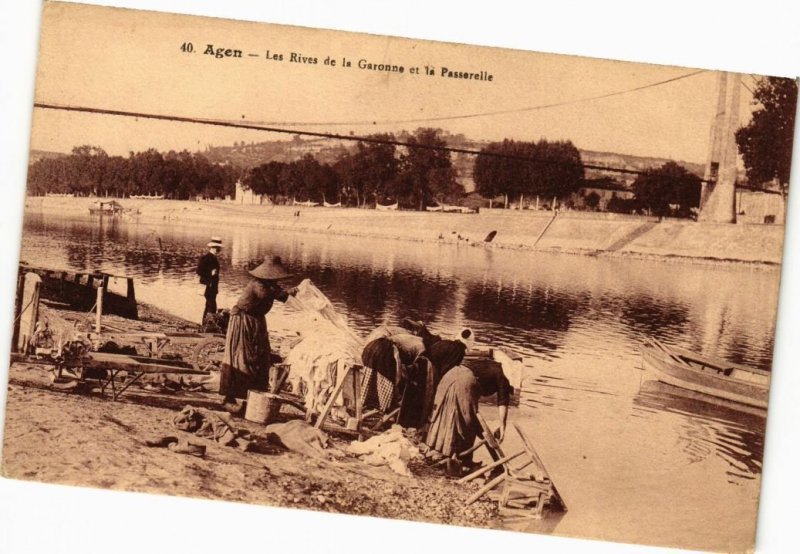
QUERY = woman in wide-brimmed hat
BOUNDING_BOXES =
[219,256,298,412]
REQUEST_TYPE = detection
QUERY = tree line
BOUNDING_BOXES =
[29,75,796,218]
[26,134,701,217]
[26,146,239,199]
[245,128,462,209]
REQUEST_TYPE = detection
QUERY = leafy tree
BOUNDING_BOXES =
[245,161,285,200]
[474,139,584,207]
[607,196,638,214]
[294,155,339,202]
[585,191,601,210]
[474,140,519,204]
[530,139,584,199]
[334,134,399,206]
[632,161,701,217]
[279,162,303,199]
[26,146,239,200]
[399,128,460,209]
[735,77,797,194]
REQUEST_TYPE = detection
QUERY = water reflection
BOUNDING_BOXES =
[620,294,691,337]
[18,211,782,548]
[633,381,766,481]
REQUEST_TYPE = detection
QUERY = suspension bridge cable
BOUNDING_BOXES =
[237,69,709,127]
[33,102,706,181]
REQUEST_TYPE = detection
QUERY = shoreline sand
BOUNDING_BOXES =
[1,299,503,529]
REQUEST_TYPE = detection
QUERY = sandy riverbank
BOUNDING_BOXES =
[25,196,786,266]
[1,300,502,529]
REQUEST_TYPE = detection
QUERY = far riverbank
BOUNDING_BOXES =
[25,197,786,267]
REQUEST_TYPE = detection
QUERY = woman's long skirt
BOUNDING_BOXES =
[425,365,481,458]
[360,337,401,412]
[219,310,270,400]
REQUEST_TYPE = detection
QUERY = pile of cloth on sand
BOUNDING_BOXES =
[146,405,423,479]
[148,405,346,460]
[145,405,258,457]
[172,405,253,450]
[347,425,421,477]
[265,419,336,459]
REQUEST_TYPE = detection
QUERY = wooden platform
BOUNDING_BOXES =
[19,263,138,319]
[10,351,209,401]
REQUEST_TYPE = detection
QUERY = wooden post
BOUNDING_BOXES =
[532,211,558,247]
[11,272,24,352]
[96,286,104,333]
[18,273,42,353]
[353,365,362,440]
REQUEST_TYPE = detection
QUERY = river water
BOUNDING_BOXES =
[19,212,779,551]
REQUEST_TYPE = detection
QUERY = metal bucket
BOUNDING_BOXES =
[244,391,282,424]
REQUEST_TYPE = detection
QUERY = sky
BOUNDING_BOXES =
[3,2,800,554]
[28,2,764,165]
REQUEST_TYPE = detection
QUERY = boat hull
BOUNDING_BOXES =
[639,343,770,410]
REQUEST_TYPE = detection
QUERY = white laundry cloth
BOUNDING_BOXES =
[283,279,364,413]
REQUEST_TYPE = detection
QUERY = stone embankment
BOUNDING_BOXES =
[25,197,786,266]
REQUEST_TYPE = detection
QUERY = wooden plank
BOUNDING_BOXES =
[433,439,488,467]
[512,422,567,512]
[370,407,400,431]
[314,361,349,430]
[15,351,209,375]
[465,473,506,506]
[457,450,524,484]
[273,365,291,394]
[650,337,691,368]
[85,361,207,375]
[88,351,196,369]
[477,412,505,461]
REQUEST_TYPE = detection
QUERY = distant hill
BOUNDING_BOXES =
[35,137,712,192]
[580,150,707,186]
[29,149,66,163]
[203,137,352,168]
[201,136,710,192]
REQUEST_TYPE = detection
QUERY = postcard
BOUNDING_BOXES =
[1,2,798,553]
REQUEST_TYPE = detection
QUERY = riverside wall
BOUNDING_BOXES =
[24,197,787,266]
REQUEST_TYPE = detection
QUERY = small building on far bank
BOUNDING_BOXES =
[574,179,634,211]
[735,187,785,224]
[235,180,270,205]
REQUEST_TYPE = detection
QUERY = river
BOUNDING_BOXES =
[19,211,779,551]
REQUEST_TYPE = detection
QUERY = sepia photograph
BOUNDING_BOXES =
[1,1,799,553]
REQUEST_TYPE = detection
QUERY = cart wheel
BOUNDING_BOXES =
[192,337,225,372]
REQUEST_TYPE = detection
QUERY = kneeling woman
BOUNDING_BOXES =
[220,257,298,412]
[425,357,511,463]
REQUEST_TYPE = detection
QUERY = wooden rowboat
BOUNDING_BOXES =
[638,337,770,410]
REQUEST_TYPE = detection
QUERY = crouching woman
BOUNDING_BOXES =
[424,358,511,464]
[219,257,298,412]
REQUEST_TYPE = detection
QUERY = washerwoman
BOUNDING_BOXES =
[219,256,298,413]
